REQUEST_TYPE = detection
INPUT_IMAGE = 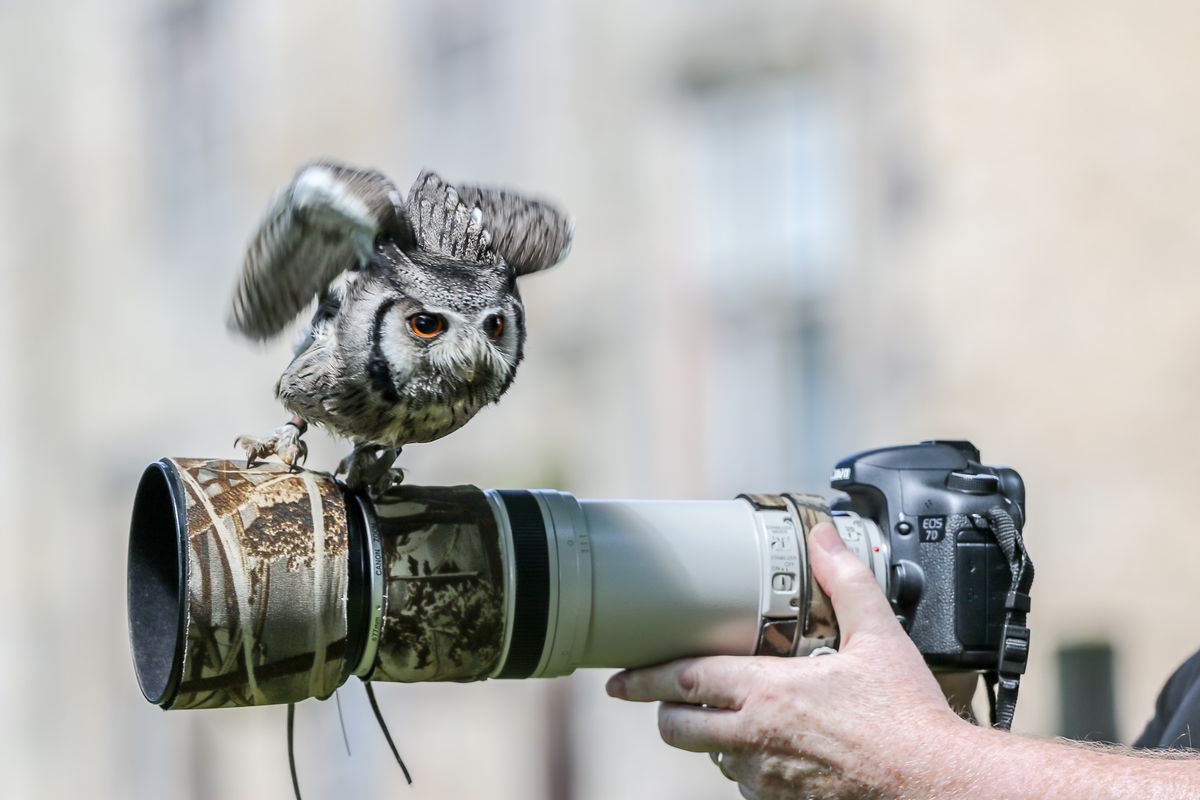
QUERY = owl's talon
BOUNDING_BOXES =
[367,468,405,496]
[235,421,309,470]
[337,444,401,496]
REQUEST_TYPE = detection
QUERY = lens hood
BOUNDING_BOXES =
[128,458,355,709]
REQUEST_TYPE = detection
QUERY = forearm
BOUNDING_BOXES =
[907,721,1200,800]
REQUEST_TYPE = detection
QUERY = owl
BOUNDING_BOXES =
[228,160,574,492]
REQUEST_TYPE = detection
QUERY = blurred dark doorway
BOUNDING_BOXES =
[1058,642,1119,744]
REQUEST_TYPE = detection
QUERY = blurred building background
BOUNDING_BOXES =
[3,0,1200,797]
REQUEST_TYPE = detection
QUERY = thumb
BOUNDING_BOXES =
[808,522,899,640]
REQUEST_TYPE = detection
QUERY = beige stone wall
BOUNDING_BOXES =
[3,1,1199,797]
[854,0,1200,740]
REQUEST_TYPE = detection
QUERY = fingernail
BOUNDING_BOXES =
[606,674,627,698]
[810,522,847,555]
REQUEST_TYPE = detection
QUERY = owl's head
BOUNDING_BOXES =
[355,170,573,406]
[371,250,527,402]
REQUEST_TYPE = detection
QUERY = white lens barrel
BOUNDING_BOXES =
[576,499,765,671]
[831,512,890,596]
[486,490,886,678]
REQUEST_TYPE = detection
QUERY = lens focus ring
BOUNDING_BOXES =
[495,491,551,678]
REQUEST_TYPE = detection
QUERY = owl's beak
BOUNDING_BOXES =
[462,356,481,384]
[460,350,487,384]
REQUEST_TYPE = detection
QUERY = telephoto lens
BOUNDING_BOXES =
[127,458,887,709]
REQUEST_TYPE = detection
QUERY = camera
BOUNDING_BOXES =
[127,440,1031,723]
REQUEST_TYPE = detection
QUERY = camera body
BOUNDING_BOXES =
[831,439,1026,670]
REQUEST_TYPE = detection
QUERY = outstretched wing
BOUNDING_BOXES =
[407,171,573,274]
[229,161,410,340]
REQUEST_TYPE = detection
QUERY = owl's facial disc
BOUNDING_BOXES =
[399,304,516,390]
[468,306,519,384]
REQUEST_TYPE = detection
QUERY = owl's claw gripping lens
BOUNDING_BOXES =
[235,420,309,470]
[337,444,402,496]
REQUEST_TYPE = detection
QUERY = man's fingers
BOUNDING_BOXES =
[656,702,741,753]
[808,522,899,639]
[606,657,750,709]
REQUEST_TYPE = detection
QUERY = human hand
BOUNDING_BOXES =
[605,521,969,800]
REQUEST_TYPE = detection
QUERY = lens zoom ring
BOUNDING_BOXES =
[496,490,550,679]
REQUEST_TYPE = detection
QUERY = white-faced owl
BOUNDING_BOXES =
[228,160,574,492]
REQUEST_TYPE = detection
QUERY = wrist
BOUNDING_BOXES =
[891,710,985,798]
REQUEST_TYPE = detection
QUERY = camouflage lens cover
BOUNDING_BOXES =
[367,485,506,683]
[160,459,351,709]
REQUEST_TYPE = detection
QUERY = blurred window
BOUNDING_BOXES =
[148,0,217,241]
[698,80,845,295]
[687,71,848,490]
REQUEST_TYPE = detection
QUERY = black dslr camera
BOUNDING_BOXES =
[832,440,1033,724]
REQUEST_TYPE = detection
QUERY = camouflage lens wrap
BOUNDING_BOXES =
[784,493,838,656]
[166,459,352,709]
[739,492,839,657]
[367,484,506,683]
[739,494,799,658]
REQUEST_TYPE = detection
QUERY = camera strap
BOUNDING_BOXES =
[982,506,1035,731]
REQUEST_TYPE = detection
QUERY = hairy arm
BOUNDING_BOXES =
[606,523,1200,800]
[921,727,1200,800]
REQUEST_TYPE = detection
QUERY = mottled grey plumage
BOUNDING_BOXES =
[230,160,573,490]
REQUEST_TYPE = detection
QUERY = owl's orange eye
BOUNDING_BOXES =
[408,313,446,338]
[484,314,505,339]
